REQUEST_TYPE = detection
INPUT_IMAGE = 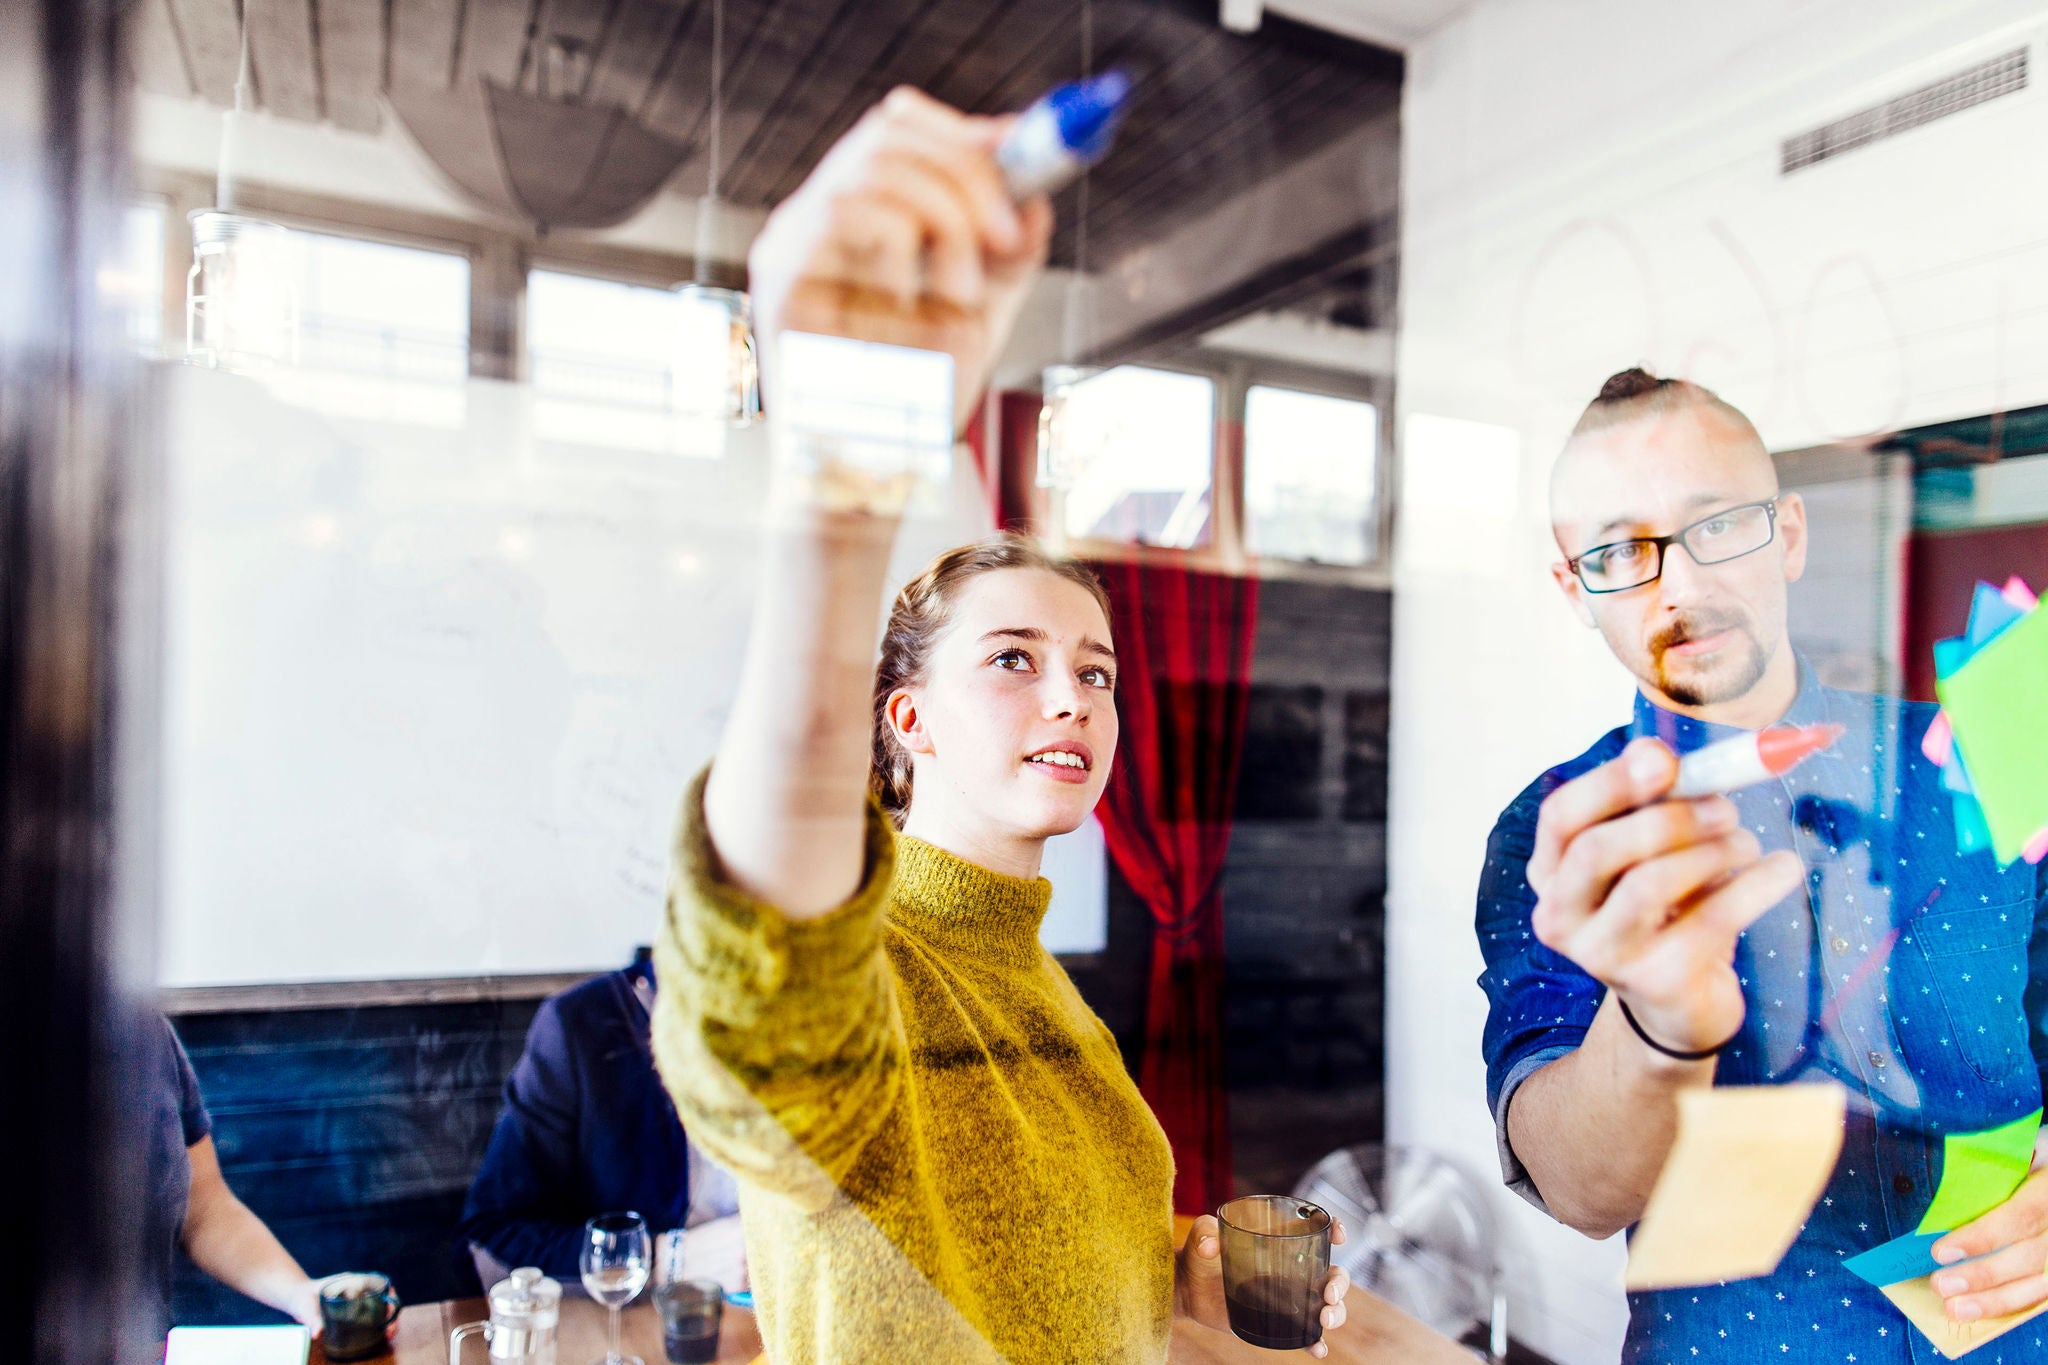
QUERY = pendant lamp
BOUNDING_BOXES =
[673,0,761,429]
[185,1,297,372]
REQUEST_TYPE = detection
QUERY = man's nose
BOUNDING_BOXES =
[1656,539,1715,602]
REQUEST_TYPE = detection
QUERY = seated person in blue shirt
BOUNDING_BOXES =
[1477,368,2048,1361]
[463,950,744,1293]
[143,1014,337,1347]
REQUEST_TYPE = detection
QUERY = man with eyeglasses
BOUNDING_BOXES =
[1475,368,2048,1362]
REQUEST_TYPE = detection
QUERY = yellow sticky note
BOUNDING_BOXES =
[1878,1274,2048,1359]
[1625,1084,1847,1291]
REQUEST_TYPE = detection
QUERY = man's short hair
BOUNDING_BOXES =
[1570,366,1765,450]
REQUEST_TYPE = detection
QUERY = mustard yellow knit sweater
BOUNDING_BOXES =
[650,773,1176,1365]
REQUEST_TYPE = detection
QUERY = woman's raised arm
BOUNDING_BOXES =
[702,89,1050,918]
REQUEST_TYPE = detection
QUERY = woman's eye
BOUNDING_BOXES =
[992,649,1033,671]
[1080,667,1115,689]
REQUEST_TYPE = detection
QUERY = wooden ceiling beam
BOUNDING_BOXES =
[248,0,322,121]
[129,0,197,97]
[166,0,244,107]
[721,0,928,206]
[586,0,694,112]
[460,0,540,87]
[318,0,387,129]
[390,0,466,95]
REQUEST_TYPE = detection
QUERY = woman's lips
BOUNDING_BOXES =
[1023,752,1092,784]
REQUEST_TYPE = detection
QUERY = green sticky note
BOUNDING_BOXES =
[1936,605,2048,864]
[1917,1108,2042,1234]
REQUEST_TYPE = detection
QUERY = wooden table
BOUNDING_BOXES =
[330,1296,765,1365]
[358,1285,1473,1365]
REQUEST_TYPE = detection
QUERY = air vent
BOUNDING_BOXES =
[1781,47,2028,174]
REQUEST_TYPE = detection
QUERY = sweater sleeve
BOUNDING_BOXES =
[649,768,904,1210]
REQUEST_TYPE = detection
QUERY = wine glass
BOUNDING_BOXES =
[581,1211,651,1365]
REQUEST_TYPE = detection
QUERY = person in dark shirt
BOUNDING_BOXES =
[462,952,744,1292]
[143,1014,334,1348]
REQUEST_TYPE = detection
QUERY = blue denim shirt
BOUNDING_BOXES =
[1477,662,2048,1364]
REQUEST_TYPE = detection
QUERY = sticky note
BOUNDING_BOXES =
[1917,1108,2042,1235]
[1922,711,1954,766]
[1877,1274,2048,1359]
[164,1325,311,1365]
[1939,606,2048,864]
[1844,1231,1951,1287]
[1954,796,1994,854]
[1624,1084,1846,1291]
[1965,581,2026,648]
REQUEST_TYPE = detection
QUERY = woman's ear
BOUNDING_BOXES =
[886,689,935,757]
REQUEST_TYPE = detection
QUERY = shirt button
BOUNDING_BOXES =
[1869,1051,1887,1069]
[1894,1174,1915,1195]
[1830,935,1850,954]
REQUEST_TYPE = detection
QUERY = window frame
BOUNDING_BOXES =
[133,168,741,381]
[1033,348,1394,586]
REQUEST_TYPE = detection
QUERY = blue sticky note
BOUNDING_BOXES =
[1934,636,1975,681]
[1843,1233,1997,1289]
[1844,1232,1948,1287]
[1966,582,2027,648]
[1955,794,1994,852]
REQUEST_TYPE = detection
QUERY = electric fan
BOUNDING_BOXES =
[1293,1144,1507,1362]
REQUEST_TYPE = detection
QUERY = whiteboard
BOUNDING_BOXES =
[157,366,1104,986]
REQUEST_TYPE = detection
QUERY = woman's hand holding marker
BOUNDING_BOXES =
[746,87,1053,451]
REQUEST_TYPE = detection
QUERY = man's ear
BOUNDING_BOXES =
[1776,491,1808,585]
[1549,558,1600,628]
[886,690,935,757]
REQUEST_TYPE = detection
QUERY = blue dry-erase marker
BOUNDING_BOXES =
[996,70,1133,200]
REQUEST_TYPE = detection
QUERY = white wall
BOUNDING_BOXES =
[1389,2,2048,1359]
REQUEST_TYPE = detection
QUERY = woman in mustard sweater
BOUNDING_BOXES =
[650,88,1350,1364]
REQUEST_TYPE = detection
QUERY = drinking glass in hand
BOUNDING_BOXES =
[581,1212,652,1365]
[654,1280,724,1364]
[1217,1195,1333,1351]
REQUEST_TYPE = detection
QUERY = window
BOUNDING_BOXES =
[526,269,724,457]
[272,229,470,425]
[1057,366,1215,548]
[1243,385,1380,565]
[100,201,166,353]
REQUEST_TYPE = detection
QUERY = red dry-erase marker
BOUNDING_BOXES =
[1669,722,1846,798]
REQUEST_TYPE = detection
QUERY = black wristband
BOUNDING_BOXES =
[1616,996,1734,1062]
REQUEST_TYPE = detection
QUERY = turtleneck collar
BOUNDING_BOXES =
[888,835,1052,968]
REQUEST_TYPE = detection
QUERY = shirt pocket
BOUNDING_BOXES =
[1905,899,2035,1084]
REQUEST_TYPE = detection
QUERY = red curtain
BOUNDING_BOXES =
[1903,522,2048,700]
[1088,557,1260,1214]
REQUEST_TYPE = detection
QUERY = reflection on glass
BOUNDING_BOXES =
[185,211,298,373]
[1051,364,1214,548]
[1244,385,1378,566]
[264,228,470,426]
[100,201,165,354]
[673,283,760,429]
[530,270,736,457]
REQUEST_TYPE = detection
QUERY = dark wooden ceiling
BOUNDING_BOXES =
[132,0,1400,265]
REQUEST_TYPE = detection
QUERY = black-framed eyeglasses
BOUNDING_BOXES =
[1567,499,1779,593]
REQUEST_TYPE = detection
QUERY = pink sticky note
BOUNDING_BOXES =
[2024,827,2048,866]
[2000,576,2038,611]
[1922,712,1954,766]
